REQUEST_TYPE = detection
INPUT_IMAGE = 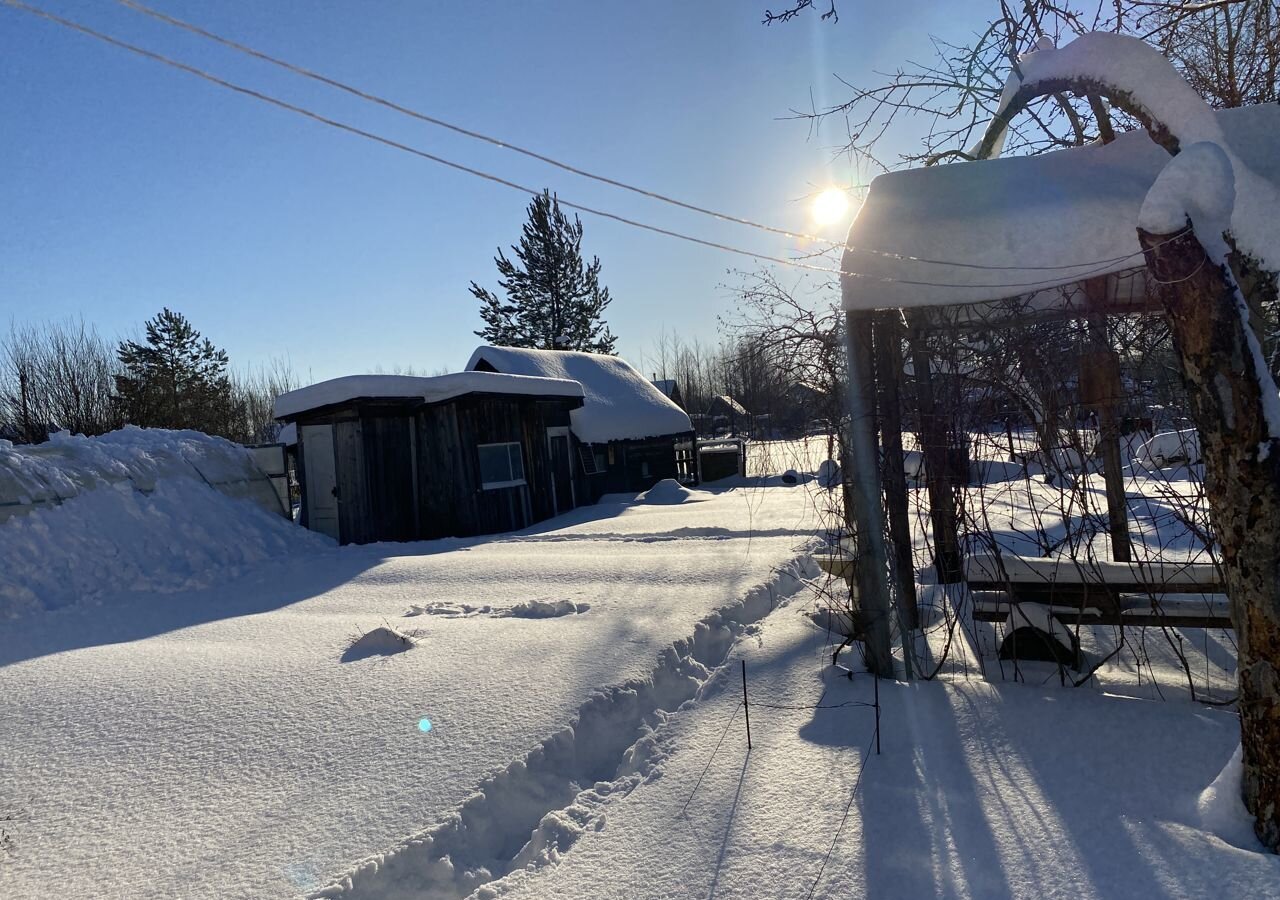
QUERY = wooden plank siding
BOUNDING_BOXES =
[289,393,581,544]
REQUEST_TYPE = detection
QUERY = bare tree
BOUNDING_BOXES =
[0,318,122,441]
[768,1,1276,170]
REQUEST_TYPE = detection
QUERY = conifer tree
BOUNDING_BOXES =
[115,308,237,435]
[472,190,618,354]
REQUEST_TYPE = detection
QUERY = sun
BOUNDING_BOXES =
[811,187,851,226]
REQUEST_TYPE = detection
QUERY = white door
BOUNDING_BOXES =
[301,424,340,541]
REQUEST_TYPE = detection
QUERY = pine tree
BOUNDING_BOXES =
[472,190,618,354]
[115,308,238,435]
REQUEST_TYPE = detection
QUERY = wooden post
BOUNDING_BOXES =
[1140,225,1280,850]
[741,659,752,750]
[1083,278,1133,563]
[873,312,920,629]
[842,310,897,678]
[906,317,964,584]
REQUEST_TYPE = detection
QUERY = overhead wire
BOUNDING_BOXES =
[112,0,1163,276]
[5,0,1178,293]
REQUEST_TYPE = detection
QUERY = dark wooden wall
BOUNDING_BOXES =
[575,434,690,501]
[292,395,578,545]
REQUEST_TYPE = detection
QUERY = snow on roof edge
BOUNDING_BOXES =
[273,371,584,420]
[842,103,1280,312]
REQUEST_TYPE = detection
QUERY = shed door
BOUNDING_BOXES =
[547,426,574,516]
[301,424,340,541]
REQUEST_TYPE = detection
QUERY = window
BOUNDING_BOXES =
[478,442,525,489]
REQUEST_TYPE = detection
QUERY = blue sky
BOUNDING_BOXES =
[2,0,985,382]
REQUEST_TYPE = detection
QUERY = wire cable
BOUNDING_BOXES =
[5,0,1182,292]
[113,0,1172,276]
[806,726,877,899]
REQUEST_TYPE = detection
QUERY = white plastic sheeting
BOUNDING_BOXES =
[0,427,286,525]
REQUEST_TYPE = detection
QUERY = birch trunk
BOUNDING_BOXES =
[1139,225,1280,851]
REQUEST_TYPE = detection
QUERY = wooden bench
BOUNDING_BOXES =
[965,553,1231,629]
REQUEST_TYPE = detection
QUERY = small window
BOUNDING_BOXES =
[478,442,525,489]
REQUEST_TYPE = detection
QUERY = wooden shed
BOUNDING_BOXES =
[467,347,697,502]
[273,372,584,545]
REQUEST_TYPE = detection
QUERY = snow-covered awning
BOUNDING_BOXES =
[842,104,1280,311]
[467,347,694,444]
[273,371,584,420]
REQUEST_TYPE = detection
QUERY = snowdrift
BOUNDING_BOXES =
[0,428,328,617]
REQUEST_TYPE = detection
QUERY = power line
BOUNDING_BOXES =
[113,0,1162,277]
[5,0,1169,293]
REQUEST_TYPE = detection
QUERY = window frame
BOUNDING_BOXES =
[477,441,526,490]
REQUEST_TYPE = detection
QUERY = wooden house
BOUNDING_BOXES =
[704,395,749,437]
[467,347,696,501]
[273,372,585,545]
[650,377,685,410]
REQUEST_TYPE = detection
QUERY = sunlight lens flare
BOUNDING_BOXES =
[811,187,850,226]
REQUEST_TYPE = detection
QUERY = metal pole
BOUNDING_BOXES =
[842,310,899,678]
[741,659,752,750]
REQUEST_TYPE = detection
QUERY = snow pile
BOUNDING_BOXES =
[0,428,327,617]
[274,371,584,419]
[467,346,693,443]
[1134,428,1201,468]
[636,479,707,505]
[0,426,285,520]
[342,625,417,662]
[505,599,590,618]
[1198,745,1262,850]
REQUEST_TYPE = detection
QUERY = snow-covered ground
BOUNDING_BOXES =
[3,433,1275,899]
[0,445,819,899]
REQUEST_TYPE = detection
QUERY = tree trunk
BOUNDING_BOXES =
[906,319,964,584]
[873,312,920,628]
[1139,225,1280,851]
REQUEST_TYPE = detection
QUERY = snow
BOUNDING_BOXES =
[273,372,584,420]
[0,466,818,900]
[342,625,418,662]
[1133,429,1201,468]
[466,347,693,443]
[0,428,319,618]
[3,436,1275,899]
[842,100,1280,310]
[483,605,1278,900]
[1198,745,1262,851]
[635,479,708,505]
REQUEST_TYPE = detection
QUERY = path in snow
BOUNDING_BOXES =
[487,602,1279,900]
[0,480,819,900]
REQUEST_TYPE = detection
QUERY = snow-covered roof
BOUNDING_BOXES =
[709,395,749,416]
[466,347,694,443]
[273,371,584,420]
[842,103,1280,311]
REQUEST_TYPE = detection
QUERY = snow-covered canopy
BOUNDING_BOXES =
[842,103,1280,311]
[273,371,584,420]
[467,347,694,443]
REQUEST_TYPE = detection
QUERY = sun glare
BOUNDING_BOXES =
[811,187,850,226]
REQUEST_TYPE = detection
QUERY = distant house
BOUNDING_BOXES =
[651,377,685,410]
[274,371,584,545]
[704,395,749,437]
[468,347,696,500]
